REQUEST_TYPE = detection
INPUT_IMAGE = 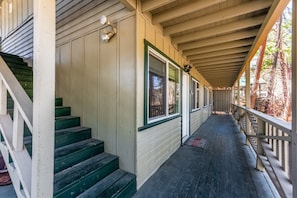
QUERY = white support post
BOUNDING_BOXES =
[12,105,24,151]
[237,78,240,105]
[256,118,265,171]
[31,1,56,197]
[291,0,297,196]
[245,63,251,145]
[246,63,251,108]
[0,79,7,115]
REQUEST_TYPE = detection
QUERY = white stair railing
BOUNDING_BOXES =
[0,56,33,198]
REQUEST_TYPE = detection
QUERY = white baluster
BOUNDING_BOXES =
[0,78,7,115]
[13,104,24,151]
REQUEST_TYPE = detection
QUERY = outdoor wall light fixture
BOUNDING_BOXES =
[183,64,192,73]
[100,15,117,42]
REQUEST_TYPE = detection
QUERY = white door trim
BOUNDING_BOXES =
[182,72,190,143]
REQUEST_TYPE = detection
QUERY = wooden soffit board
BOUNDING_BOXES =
[138,0,290,88]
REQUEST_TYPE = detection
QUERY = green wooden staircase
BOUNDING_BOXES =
[0,52,136,198]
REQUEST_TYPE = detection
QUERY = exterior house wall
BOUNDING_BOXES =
[0,0,33,59]
[55,0,136,174]
[0,0,213,189]
[135,9,212,188]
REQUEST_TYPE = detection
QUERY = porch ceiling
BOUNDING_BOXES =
[138,0,289,88]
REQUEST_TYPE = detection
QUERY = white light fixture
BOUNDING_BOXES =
[100,15,117,42]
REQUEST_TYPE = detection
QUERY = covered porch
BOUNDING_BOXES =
[134,114,278,197]
[0,0,296,197]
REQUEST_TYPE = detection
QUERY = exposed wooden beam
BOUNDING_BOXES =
[183,39,253,56]
[152,0,226,24]
[119,0,136,10]
[173,15,265,44]
[188,47,250,60]
[198,68,240,72]
[142,0,176,12]
[201,72,239,77]
[193,58,245,67]
[192,53,246,64]
[196,63,241,70]
[179,29,258,51]
[163,0,273,35]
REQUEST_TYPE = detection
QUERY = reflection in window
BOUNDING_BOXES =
[149,54,166,119]
[168,64,180,115]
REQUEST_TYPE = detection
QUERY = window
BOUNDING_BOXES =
[204,87,208,106]
[147,47,180,123]
[191,79,199,110]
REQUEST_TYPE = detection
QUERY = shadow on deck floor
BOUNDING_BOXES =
[134,114,279,198]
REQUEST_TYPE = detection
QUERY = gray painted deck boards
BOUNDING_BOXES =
[134,115,279,198]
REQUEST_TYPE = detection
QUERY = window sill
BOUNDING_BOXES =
[138,115,181,132]
[191,108,201,113]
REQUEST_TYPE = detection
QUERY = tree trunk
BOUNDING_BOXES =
[251,38,267,109]
[267,18,282,116]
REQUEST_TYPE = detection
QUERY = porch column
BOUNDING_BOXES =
[237,78,240,105]
[245,62,251,108]
[292,0,297,196]
[245,62,251,145]
[31,1,55,197]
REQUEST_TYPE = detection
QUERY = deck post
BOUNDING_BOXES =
[31,0,56,197]
[237,79,240,105]
[291,0,297,196]
[245,62,251,146]
[256,118,265,171]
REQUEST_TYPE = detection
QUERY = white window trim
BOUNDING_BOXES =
[204,86,209,107]
[147,47,181,124]
[191,78,200,111]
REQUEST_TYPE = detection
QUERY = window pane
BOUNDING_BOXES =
[168,64,179,115]
[191,80,196,110]
[149,54,166,119]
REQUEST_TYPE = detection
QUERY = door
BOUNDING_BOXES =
[182,72,190,143]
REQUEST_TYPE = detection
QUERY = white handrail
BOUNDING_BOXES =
[0,57,33,131]
[0,56,33,197]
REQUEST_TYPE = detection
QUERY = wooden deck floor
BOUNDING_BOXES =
[134,114,279,198]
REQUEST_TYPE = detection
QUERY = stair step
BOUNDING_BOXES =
[55,116,80,130]
[14,74,33,82]
[55,126,91,148]
[0,53,24,63]
[54,153,119,198]
[19,81,33,89]
[10,67,33,75]
[24,126,92,152]
[54,139,104,173]
[77,169,136,198]
[55,106,71,117]
[55,98,63,106]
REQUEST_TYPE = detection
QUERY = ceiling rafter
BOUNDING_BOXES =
[173,15,265,44]
[163,0,272,35]
[192,53,247,64]
[193,58,244,67]
[196,63,242,69]
[179,29,258,51]
[183,39,254,56]
[152,0,226,24]
[193,58,245,67]
[142,0,176,12]
[188,47,250,60]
